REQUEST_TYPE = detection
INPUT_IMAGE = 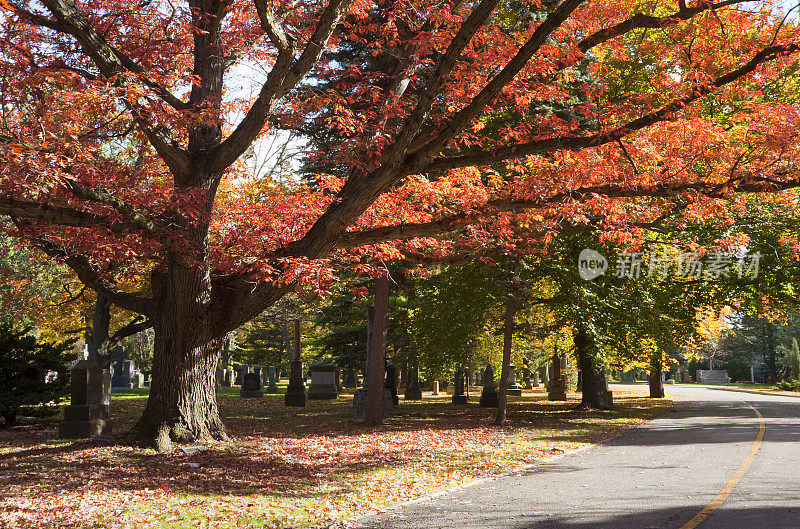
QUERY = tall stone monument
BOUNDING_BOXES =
[110,346,131,393]
[266,365,279,393]
[547,354,567,401]
[479,365,498,407]
[506,364,522,396]
[285,319,307,407]
[58,357,112,438]
[451,369,468,404]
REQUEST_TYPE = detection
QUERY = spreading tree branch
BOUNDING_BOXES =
[416,42,800,173]
[17,231,152,315]
[334,175,800,248]
[0,197,131,232]
[37,0,189,177]
[406,0,753,155]
[406,0,587,160]
[208,0,352,171]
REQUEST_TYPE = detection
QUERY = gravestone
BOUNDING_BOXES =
[240,372,263,398]
[266,365,279,393]
[696,370,731,384]
[522,366,532,389]
[404,365,422,400]
[343,370,358,388]
[352,361,394,418]
[58,357,112,438]
[222,368,234,387]
[451,369,468,404]
[352,387,394,419]
[548,354,567,401]
[539,365,550,391]
[531,371,540,388]
[385,363,399,406]
[479,365,498,407]
[253,365,263,385]
[215,368,226,387]
[236,364,249,386]
[129,371,144,389]
[432,380,440,395]
[110,347,131,393]
[308,364,339,399]
[285,319,307,407]
[506,364,522,396]
[143,372,151,387]
[475,370,483,386]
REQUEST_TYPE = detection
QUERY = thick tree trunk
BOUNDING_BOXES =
[574,329,613,410]
[649,353,665,398]
[130,261,229,452]
[494,296,515,426]
[132,324,227,452]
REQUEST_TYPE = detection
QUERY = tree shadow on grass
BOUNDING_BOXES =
[0,390,667,502]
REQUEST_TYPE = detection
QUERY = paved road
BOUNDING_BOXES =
[349,386,800,529]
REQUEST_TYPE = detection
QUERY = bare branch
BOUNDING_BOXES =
[109,315,152,346]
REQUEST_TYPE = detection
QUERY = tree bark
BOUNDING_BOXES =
[649,353,665,398]
[132,322,227,452]
[494,296,515,426]
[365,274,389,426]
[130,262,229,452]
[574,329,613,410]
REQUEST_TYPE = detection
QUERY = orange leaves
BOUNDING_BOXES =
[0,388,668,528]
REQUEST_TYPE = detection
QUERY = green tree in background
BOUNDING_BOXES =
[0,319,75,425]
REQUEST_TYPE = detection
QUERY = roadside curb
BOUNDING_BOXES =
[702,386,800,399]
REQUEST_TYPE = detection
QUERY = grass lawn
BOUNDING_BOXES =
[1,386,671,528]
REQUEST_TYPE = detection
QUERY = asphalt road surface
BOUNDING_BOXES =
[349,386,800,529]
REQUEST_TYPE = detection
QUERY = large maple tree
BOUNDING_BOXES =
[2,0,800,449]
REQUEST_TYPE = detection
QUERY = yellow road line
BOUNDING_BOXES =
[678,399,766,529]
